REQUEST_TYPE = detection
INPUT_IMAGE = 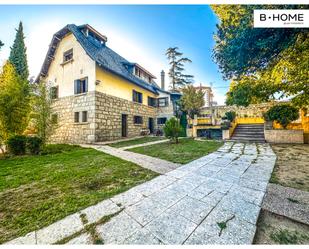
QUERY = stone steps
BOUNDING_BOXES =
[231,123,265,143]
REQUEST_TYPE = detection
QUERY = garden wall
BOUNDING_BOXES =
[265,129,304,144]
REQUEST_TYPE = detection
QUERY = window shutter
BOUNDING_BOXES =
[74,80,78,94]
[85,77,88,92]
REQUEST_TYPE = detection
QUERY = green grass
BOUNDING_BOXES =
[108,136,165,148]
[0,144,158,244]
[128,138,223,164]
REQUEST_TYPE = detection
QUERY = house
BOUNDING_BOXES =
[194,84,215,107]
[38,24,180,143]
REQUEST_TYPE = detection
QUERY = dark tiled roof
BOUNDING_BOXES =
[39,24,160,94]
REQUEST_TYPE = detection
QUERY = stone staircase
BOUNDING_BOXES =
[230,123,265,143]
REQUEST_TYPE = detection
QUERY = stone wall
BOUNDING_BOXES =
[201,102,276,118]
[50,92,96,144]
[265,129,304,144]
[50,91,171,143]
[95,91,157,141]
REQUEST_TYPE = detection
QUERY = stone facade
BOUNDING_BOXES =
[95,91,157,141]
[50,92,96,144]
[50,91,159,144]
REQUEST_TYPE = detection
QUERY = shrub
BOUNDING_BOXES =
[221,121,231,130]
[163,117,183,143]
[225,111,236,122]
[264,104,299,129]
[27,136,43,155]
[6,135,27,155]
[41,144,80,155]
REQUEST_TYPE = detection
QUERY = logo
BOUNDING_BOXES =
[254,9,309,28]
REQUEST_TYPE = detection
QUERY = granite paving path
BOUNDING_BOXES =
[6,142,276,245]
[82,144,180,174]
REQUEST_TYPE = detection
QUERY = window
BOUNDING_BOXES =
[148,97,157,107]
[63,49,73,63]
[51,114,58,124]
[82,111,88,122]
[74,112,80,123]
[50,86,59,99]
[74,77,88,94]
[157,117,167,125]
[132,90,143,103]
[134,116,143,124]
[74,111,88,123]
[158,97,168,107]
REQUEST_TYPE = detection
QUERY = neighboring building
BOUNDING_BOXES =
[194,84,214,107]
[38,24,179,143]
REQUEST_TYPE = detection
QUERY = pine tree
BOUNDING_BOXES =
[165,47,194,91]
[9,21,29,79]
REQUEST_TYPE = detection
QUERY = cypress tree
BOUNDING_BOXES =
[9,21,29,80]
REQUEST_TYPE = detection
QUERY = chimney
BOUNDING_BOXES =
[160,70,165,90]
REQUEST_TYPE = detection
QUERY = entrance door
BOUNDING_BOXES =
[121,114,127,137]
[148,117,154,134]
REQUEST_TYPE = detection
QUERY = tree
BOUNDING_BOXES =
[166,47,194,91]
[180,85,205,119]
[212,5,309,107]
[0,62,31,142]
[9,21,29,80]
[32,81,57,145]
[163,117,183,144]
[0,40,3,51]
[264,104,299,129]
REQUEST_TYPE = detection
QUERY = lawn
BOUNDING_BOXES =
[270,144,309,192]
[108,136,165,148]
[128,138,223,164]
[0,144,158,244]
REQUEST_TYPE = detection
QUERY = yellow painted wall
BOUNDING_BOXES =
[273,110,309,132]
[95,65,157,106]
[235,117,264,124]
[44,33,96,97]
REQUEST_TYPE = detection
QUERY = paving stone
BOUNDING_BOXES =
[228,185,265,206]
[96,212,142,244]
[4,232,36,244]
[125,197,167,226]
[66,233,92,244]
[165,169,190,179]
[81,199,121,224]
[149,187,187,208]
[185,207,256,245]
[145,209,197,244]
[201,191,226,206]
[168,196,214,224]
[262,183,309,225]
[179,173,208,188]
[217,194,261,225]
[36,213,84,244]
[132,175,176,196]
[124,228,162,244]
[238,177,268,192]
[111,188,145,207]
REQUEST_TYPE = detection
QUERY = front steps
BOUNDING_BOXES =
[230,123,265,143]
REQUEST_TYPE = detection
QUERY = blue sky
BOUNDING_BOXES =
[0,5,229,104]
